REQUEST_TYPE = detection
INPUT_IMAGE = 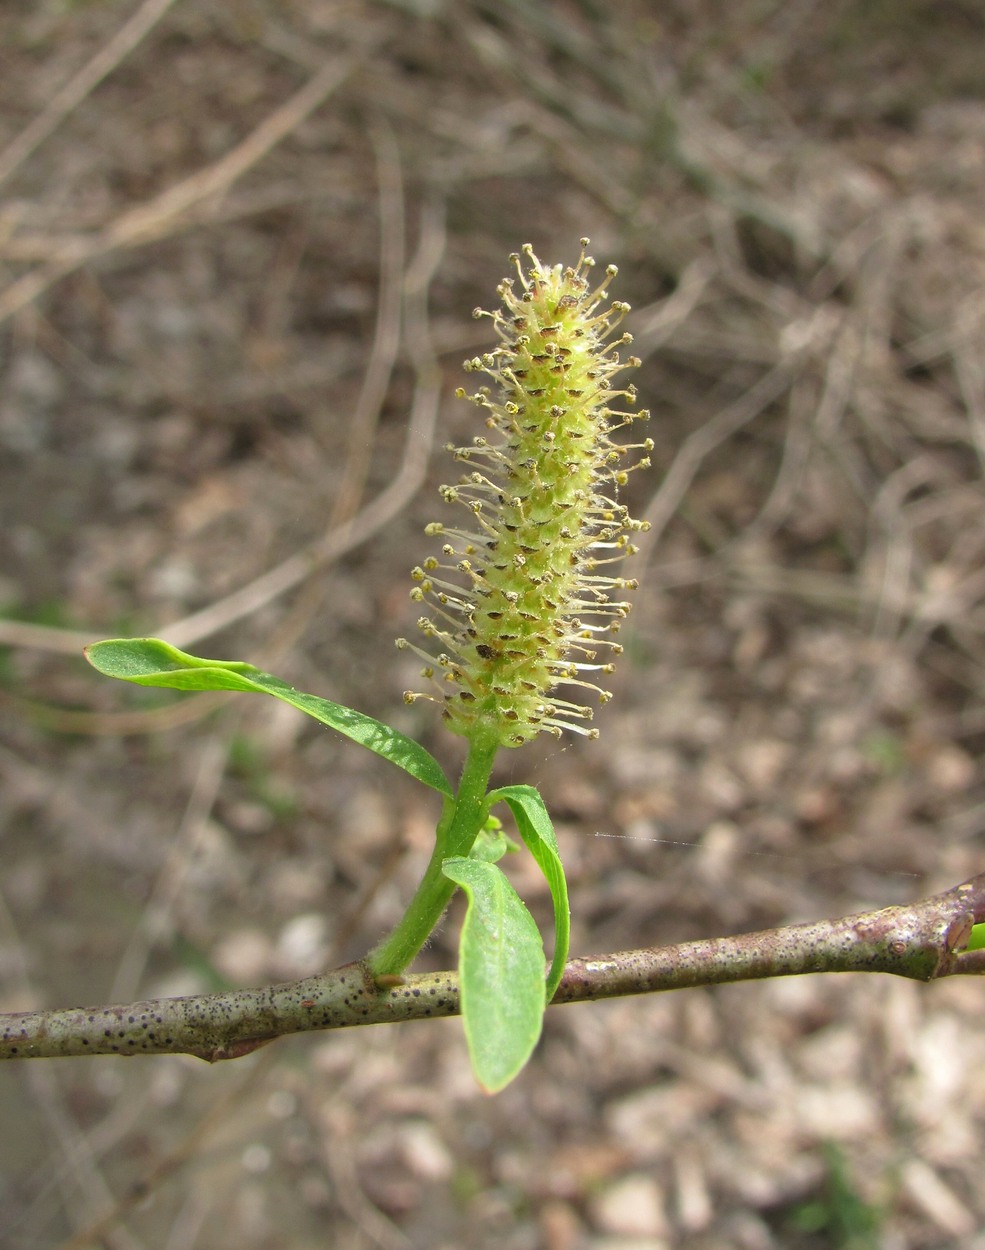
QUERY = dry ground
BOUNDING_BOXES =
[2,2,985,1248]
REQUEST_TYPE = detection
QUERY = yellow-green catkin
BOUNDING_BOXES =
[397,240,652,747]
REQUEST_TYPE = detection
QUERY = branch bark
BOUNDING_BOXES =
[3,872,984,1062]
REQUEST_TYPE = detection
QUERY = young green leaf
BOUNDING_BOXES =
[468,814,519,865]
[441,856,547,1093]
[966,923,985,952]
[85,638,453,797]
[487,784,570,1000]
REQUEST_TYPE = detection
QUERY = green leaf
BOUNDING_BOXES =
[468,814,519,865]
[966,923,985,952]
[487,784,570,1000]
[85,638,453,797]
[442,856,546,1093]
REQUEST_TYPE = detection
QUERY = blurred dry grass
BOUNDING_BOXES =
[1,2,985,1248]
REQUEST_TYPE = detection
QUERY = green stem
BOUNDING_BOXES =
[368,733,499,976]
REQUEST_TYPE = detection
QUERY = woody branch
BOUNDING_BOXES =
[3,871,984,1063]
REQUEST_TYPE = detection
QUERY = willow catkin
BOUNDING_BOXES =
[397,240,651,746]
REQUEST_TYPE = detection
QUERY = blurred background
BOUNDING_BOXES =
[1,2,985,1247]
